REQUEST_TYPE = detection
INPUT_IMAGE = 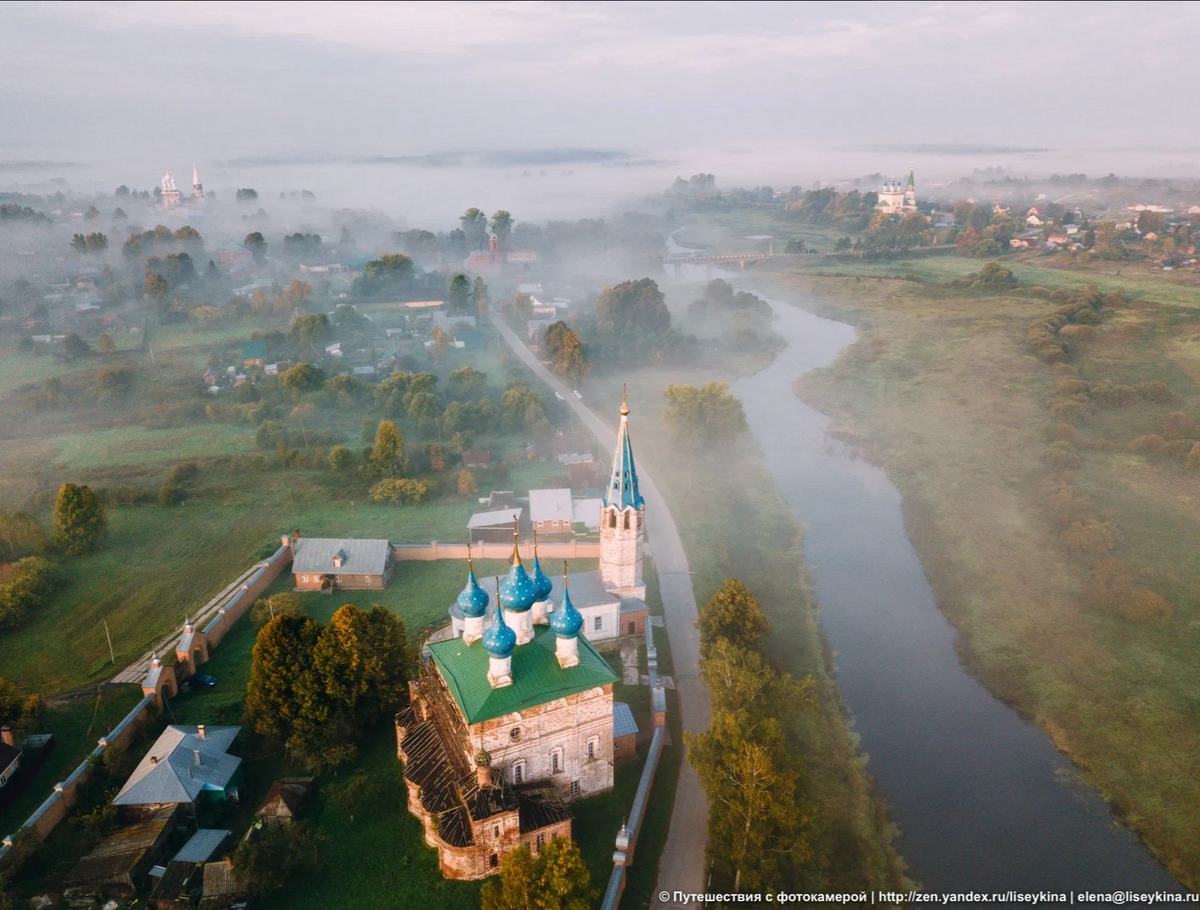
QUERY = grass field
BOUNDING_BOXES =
[755,258,1200,887]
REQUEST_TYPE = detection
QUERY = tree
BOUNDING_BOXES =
[480,838,595,910]
[52,483,106,556]
[328,445,353,473]
[490,210,513,249]
[289,313,331,345]
[429,325,451,360]
[360,418,378,446]
[232,822,325,897]
[96,333,116,355]
[460,207,489,250]
[369,478,430,504]
[663,382,748,449]
[0,511,47,561]
[457,469,477,496]
[250,592,304,627]
[369,420,407,478]
[595,278,670,337]
[353,254,414,299]
[243,231,267,262]
[542,321,589,382]
[236,188,259,203]
[280,362,327,397]
[447,273,473,313]
[447,366,487,401]
[245,613,323,744]
[143,271,168,303]
[285,278,313,306]
[473,276,489,312]
[696,579,772,657]
[71,232,108,253]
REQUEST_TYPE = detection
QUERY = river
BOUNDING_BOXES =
[667,242,1182,894]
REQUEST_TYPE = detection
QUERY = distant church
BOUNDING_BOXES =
[396,393,647,879]
[876,168,918,215]
[158,166,205,210]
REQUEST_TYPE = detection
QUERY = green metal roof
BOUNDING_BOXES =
[428,627,618,725]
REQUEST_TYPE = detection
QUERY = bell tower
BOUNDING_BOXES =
[600,387,646,599]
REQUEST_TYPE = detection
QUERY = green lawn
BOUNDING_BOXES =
[0,685,144,836]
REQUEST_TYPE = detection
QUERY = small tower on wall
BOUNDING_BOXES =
[600,387,646,599]
[192,165,204,199]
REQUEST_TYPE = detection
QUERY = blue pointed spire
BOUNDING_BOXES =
[455,551,489,619]
[483,591,516,659]
[531,531,553,602]
[499,517,536,612]
[550,564,583,639]
[604,385,644,510]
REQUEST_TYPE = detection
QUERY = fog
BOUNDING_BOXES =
[4,0,1200,219]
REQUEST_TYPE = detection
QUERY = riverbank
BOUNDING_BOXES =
[760,264,1200,889]
[597,370,910,891]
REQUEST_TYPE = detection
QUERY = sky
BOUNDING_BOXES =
[2,0,1199,210]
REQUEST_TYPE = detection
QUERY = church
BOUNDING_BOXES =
[395,393,647,879]
[875,168,918,215]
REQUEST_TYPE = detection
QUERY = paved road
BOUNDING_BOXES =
[488,314,710,906]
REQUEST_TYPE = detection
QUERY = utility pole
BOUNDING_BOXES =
[103,620,115,666]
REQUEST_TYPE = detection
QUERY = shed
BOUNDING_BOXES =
[202,858,249,905]
[240,341,267,367]
[462,449,492,469]
[65,805,182,896]
[612,701,639,763]
[256,777,314,826]
[173,828,231,864]
[468,507,522,545]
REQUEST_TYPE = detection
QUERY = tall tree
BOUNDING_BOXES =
[595,278,670,337]
[243,231,267,262]
[447,273,473,313]
[460,208,489,251]
[280,362,327,397]
[244,613,323,744]
[481,838,595,910]
[369,420,408,478]
[542,321,589,382]
[696,578,771,657]
[490,210,513,249]
[51,483,106,556]
[447,366,487,401]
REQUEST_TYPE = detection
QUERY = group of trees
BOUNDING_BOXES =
[481,838,595,910]
[541,321,589,382]
[687,580,817,892]
[0,483,105,633]
[663,382,748,450]
[244,605,410,769]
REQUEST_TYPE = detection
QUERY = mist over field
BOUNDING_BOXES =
[3,2,1200,906]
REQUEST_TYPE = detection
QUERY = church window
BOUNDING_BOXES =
[510,726,522,742]
[593,616,603,632]
[569,780,580,798]
[490,853,499,869]
[536,833,545,852]
[608,511,616,528]
[623,512,630,530]
[513,761,525,784]
[586,738,597,761]
[494,826,500,838]
[550,749,562,773]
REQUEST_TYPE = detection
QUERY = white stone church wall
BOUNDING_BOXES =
[472,685,614,800]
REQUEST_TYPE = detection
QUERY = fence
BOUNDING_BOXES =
[0,545,294,869]
[600,618,671,910]
[201,544,293,647]
[392,540,600,561]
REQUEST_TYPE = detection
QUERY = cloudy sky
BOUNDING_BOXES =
[1,1,1197,184]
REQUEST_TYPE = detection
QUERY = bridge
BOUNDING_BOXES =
[662,249,810,278]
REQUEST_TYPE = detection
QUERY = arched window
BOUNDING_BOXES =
[623,512,630,530]
[550,749,563,774]
[609,511,617,528]
[586,737,598,761]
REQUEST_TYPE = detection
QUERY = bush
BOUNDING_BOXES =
[369,478,431,505]
[1083,558,1133,612]
[1128,434,1166,455]
[1062,518,1117,561]
[1120,589,1173,623]
[158,485,185,506]
[1043,441,1081,470]
[0,557,64,629]
[167,461,200,485]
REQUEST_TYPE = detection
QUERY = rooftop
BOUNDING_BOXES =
[173,828,231,864]
[291,537,391,576]
[529,488,573,524]
[613,701,639,739]
[428,626,617,725]
[468,507,522,530]
[113,725,241,806]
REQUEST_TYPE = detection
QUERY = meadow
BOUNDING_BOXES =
[752,254,1200,887]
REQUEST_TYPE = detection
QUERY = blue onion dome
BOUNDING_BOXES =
[455,562,490,619]
[499,526,536,613]
[550,582,583,639]
[531,555,553,602]
[483,606,516,659]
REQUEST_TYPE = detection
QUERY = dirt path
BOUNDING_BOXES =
[487,313,709,905]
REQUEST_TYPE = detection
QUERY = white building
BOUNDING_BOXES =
[876,169,918,216]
